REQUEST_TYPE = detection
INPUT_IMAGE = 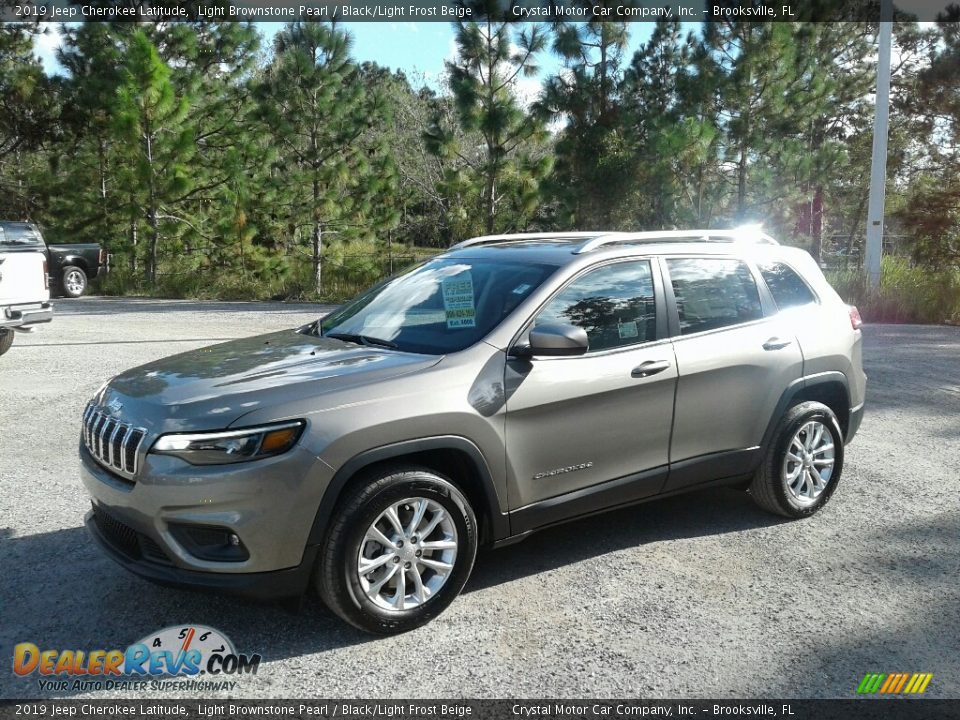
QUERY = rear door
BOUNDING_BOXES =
[663,255,803,491]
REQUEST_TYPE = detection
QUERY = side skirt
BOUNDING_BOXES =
[503,448,759,542]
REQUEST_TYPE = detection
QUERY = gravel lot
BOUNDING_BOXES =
[1,298,958,699]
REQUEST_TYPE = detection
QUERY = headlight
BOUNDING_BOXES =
[150,421,305,465]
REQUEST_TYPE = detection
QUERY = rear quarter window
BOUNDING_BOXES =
[758,262,817,309]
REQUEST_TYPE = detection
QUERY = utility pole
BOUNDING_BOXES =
[865,0,894,288]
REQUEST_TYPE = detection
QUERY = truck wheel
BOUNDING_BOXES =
[0,330,12,357]
[316,465,478,635]
[749,401,845,518]
[61,266,88,298]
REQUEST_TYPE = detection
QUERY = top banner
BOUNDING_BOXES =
[1,0,956,23]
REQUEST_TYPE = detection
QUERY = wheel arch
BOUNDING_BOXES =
[60,256,90,273]
[306,436,509,549]
[761,372,851,453]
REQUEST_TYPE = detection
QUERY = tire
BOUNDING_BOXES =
[0,330,13,357]
[61,265,87,298]
[316,465,478,635]
[749,401,845,518]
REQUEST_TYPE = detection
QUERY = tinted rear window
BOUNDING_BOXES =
[759,262,817,309]
[0,223,43,249]
[667,258,763,335]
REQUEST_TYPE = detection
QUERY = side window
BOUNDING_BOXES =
[667,258,763,335]
[535,260,656,352]
[758,262,817,309]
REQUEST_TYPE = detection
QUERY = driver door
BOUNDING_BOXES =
[504,259,677,530]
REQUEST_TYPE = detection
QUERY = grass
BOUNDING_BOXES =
[826,256,960,325]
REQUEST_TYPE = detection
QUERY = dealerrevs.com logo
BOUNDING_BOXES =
[12,625,262,693]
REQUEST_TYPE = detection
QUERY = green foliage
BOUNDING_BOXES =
[425,16,551,235]
[828,257,960,324]
[4,20,960,324]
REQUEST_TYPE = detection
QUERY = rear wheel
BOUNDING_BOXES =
[0,330,13,357]
[61,266,87,298]
[316,465,477,635]
[749,401,844,518]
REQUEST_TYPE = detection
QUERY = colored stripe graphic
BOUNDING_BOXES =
[858,672,932,694]
[858,673,886,694]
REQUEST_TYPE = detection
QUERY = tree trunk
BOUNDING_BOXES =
[130,212,138,274]
[313,175,322,293]
[811,186,824,264]
[145,131,158,285]
[485,170,496,235]
[737,142,747,220]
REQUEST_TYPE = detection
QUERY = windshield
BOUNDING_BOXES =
[316,257,557,355]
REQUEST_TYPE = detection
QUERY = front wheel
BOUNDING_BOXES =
[316,465,478,635]
[749,401,845,518]
[61,265,88,298]
[0,330,13,357]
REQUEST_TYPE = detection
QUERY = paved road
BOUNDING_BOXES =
[1,298,958,699]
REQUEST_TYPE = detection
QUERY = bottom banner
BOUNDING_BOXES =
[1,700,959,720]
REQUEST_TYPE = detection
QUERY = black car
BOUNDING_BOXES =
[0,221,107,298]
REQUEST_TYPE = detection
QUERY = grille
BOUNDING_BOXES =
[91,505,171,565]
[82,403,146,479]
[91,504,140,558]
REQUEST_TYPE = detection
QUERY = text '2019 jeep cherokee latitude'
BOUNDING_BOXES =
[80,230,866,634]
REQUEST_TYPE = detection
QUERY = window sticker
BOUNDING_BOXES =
[617,319,639,340]
[511,283,532,295]
[442,273,476,329]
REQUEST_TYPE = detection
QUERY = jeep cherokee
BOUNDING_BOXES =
[80,229,866,634]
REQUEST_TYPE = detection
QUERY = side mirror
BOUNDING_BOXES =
[514,323,589,358]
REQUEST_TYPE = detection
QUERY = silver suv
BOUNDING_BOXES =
[80,230,866,634]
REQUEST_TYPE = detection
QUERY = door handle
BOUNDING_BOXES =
[631,360,671,378]
[762,337,793,351]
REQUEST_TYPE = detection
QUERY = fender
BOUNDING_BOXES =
[759,371,851,454]
[56,254,89,271]
[305,435,510,547]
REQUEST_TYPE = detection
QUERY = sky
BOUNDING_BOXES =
[32,21,658,92]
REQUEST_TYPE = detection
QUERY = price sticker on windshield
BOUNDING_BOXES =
[442,273,477,329]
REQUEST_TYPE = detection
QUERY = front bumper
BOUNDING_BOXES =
[1,301,53,329]
[85,507,316,599]
[79,440,333,596]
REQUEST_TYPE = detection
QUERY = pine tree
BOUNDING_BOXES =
[113,31,195,285]
[255,22,396,293]
[425,11,550,236]
[540,15,631,228]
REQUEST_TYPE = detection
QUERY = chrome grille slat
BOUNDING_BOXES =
[81,404,146,480]
[107,422,123,466]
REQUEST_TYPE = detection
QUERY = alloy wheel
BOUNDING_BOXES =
[357,497,458,611]
[782,420,836,506]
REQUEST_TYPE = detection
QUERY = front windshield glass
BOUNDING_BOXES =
[317,257,558,355]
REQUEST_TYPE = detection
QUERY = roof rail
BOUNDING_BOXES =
[574,229,778,254]
[450,231,609,251]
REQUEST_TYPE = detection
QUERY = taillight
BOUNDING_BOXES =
[99,248,107,264]
[42,260,49,290]
[848,305,862,330]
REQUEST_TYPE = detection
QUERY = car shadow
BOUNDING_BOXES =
[0,486,782,699]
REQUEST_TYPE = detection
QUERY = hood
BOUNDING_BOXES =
[96,330,441,433]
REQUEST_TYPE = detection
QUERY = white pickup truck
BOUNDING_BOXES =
[0,233,53,357]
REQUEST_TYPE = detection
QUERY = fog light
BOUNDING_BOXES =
[169,524,249,562]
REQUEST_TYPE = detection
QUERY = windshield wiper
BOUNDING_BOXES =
[324,332,399,350]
